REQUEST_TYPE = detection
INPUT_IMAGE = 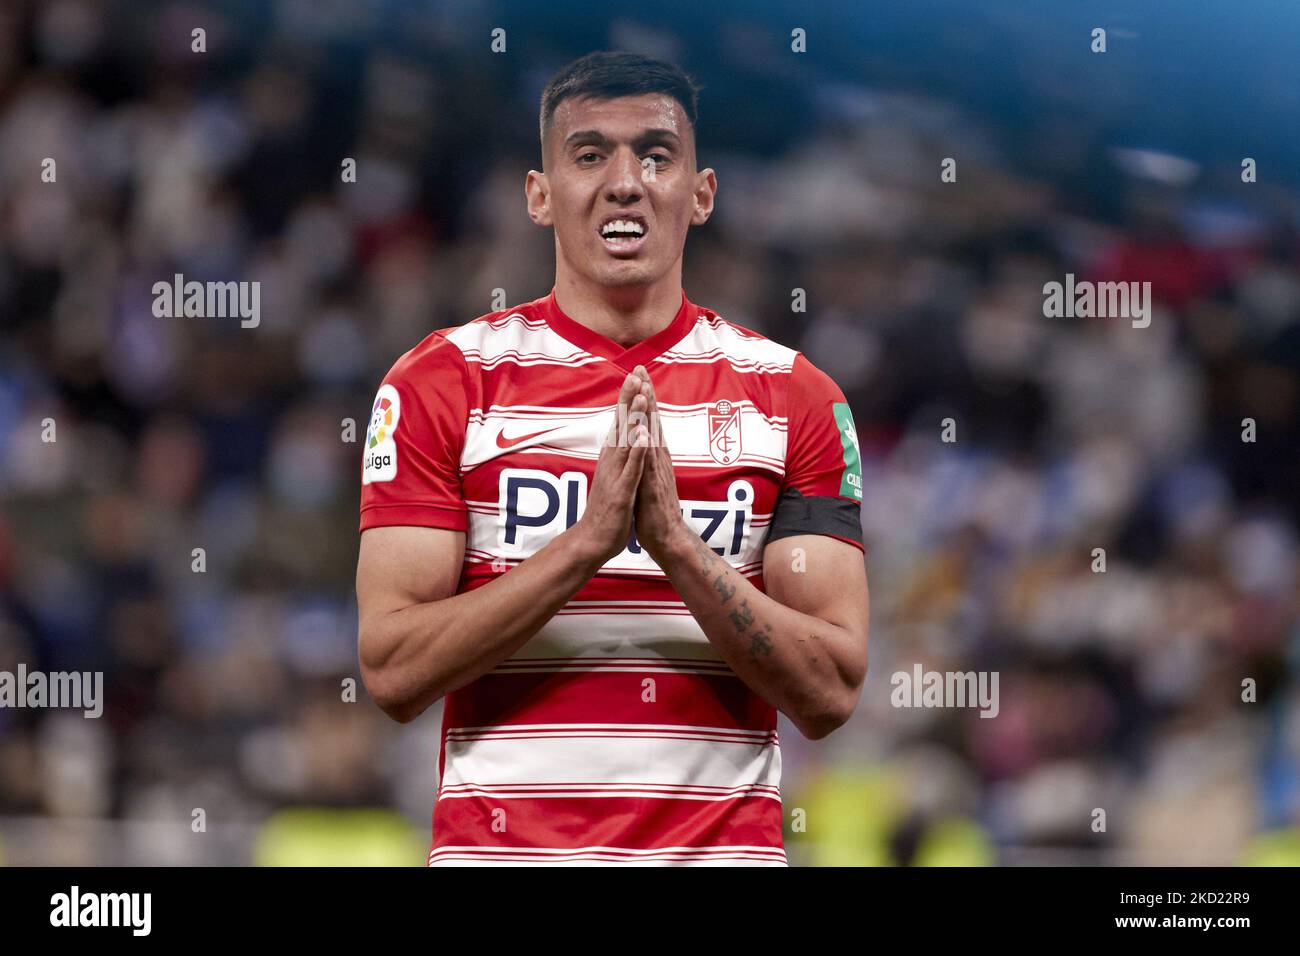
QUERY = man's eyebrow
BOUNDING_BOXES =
[563,128,682,150]
[639,128,682,149]
[563,130,609,149]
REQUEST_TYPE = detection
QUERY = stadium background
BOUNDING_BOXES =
[2,0,1299,865]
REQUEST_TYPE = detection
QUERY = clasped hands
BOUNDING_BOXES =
[579,364,692,566]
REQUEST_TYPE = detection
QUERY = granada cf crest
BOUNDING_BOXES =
[708,400,743,465]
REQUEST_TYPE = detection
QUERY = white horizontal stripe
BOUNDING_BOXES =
[429,858,785,868]
[483,314,548,328]
[552,610,700,616]
[542,608,700,616]
[431,843,786,857]
[472,403,603,415]
[439,781,779,795]
[498,615,718,662]
[460,400,789,472]
[446,314,602,367]
[462,449,783,474]
[428,857,785,868]
[562,599,692,607]
[667,320,798,367]
[494,656,731,667]
[446,722,774,741]
[484,665,736,676]
[657,355,793,374]
[588,564,762,577]
[481,445,599,461]
[429,845,787,866]
[491,655,735,674]
[462,562,765,573]
[439,725,781,799]
[437,784,780,801]
[664,455,785,469]
[469,402,787,427]
[474,352,606,370]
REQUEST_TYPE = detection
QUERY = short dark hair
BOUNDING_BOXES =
[539,51,702,155]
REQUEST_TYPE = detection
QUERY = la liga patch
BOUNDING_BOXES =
[363,384,401,484]
[833,402,862,500]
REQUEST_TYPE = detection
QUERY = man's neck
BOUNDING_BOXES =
[553,273,683,348]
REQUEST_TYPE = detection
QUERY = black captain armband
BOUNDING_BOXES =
[765,487,864,549]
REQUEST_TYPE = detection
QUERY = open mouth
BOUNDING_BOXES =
[598,215,649,255]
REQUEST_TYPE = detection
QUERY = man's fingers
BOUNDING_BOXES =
[621,425,649,483]
[639,382,656,449]
[619,369,641,405]
[616,393,647,457]
[630,366,659,441]
[605,371,644,450]
[634,372,669,464]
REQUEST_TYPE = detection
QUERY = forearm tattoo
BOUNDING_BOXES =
[688,535,776,664]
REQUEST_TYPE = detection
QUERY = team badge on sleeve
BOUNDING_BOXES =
[833,402,862,500]
[363,384,402,484]
[708,400,743,465]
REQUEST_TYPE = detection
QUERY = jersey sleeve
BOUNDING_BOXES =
[358,332,471,534]
[766,352,865,552]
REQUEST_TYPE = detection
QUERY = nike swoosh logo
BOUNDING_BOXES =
[495,426,561,449]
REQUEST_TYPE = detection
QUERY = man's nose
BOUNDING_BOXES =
[604,147,645,199]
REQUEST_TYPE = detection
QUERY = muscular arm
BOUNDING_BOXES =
[357,369,650,723]
[653,525,869,739]
[356,524,607,723]
[624,361,869,740]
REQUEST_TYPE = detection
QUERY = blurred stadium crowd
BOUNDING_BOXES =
[1,0,1299,865]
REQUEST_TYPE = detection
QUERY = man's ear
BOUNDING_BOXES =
[525,169,552,226]
[692,167,717,225]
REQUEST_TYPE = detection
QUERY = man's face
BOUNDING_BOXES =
[527,93,715,289]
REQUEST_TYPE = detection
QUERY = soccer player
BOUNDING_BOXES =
[356,51,869,865]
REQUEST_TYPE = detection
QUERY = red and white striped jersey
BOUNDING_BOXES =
[359,287,864,866]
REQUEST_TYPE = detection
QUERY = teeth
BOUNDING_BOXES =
[601,219,645,238]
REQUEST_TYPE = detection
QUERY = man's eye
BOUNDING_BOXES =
[578,152,600,163]
[647,153,669,165]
